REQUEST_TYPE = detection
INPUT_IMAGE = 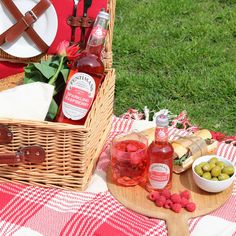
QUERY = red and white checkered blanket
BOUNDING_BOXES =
[0,117,235,236]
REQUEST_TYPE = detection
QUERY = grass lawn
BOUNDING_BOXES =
[112,0,236,135]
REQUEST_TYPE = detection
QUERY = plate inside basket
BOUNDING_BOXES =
[0,0,58,58]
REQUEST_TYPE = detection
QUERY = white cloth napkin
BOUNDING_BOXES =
[0,82,54,121]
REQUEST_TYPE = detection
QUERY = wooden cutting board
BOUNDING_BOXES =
[107,168,233,236]
[107,128,233,236]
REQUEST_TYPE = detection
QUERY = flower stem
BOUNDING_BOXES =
[49,56,65,85]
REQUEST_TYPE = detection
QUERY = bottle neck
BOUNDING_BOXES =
[85,14,109,57]
[155,126,169,142]
[85,43,103,57]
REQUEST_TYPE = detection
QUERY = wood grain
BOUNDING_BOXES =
[107,167,233,236]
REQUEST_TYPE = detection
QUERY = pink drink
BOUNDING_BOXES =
[146,115,174,191]
[111,137,148,187]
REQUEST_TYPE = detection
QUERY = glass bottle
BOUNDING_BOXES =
[146,114,174,191]
[56,10,110,125]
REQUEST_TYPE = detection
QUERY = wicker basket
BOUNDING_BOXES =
[0,0,116,191]
[0,0,116,69]
[0,69,115,191]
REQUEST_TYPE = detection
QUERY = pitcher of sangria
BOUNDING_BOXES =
[110,132,148,186]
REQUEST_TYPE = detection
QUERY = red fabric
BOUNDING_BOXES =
[0,118,235,235]
[210,130,226,141]
[48,0,108,54]
[0,61,24,79]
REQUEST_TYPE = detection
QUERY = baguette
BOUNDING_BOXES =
[173,129,218,173]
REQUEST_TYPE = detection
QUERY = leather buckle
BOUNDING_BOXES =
[19,145,46,164]
[0,145,46,165]
[22,10,38,28]
[0,0,50,52]
[26,10,38,21]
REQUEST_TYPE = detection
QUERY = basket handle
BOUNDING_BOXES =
[0,126,13,145]
[0,146,46,164]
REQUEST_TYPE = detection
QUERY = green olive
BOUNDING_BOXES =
[211,166,221,177]
[202,172,211,180]
[202,163,211,172]
[211,177,219,181]
[195,165,203,176]
[198,162,207,168]
[218,173,230,181]
[222,166,235,176]
[209,162,216,170]
[216,161,226,170]
[209,157,218,164]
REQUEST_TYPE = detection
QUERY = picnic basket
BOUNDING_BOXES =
[0,0,116,191]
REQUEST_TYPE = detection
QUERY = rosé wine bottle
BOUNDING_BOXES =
[56,10,109,125]
[146,115,174,191]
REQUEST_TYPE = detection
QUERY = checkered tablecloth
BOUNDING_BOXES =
[0,117,235,236]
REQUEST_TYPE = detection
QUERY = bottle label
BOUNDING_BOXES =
[155,127,168,142]
[148,163,170,189]
[62,72,95,120]
[91,25,107,39]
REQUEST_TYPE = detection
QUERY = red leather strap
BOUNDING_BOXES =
[0,0,51,53]
[0,126,13,145]
[0,146,46,164]
[0,153,21,164]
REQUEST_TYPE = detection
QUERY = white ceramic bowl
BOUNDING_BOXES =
[192,155,235,193]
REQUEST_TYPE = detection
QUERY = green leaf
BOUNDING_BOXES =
[174,153,189,166]
[34,63,57,80]
[24,70,46,84]
[23,56,69,122]
[40,56,55,65]
[24,63,35,73]
[60,68,69,82]
[54,80,65,95]
[50,59,61,67]
[24,77,37,84]
[46,98,58,120]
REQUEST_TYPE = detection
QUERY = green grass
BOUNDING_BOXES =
[112,0,236,135]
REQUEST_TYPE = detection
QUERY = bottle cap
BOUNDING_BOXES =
[98,9,110,20]
[156,114,169,127]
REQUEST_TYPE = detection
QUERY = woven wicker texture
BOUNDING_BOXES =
[0,72,24,92]
[0,0,116,190]
[0,69,115,191]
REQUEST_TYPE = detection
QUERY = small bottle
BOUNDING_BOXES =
[56,10,110,125]
[146,114,174,191]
